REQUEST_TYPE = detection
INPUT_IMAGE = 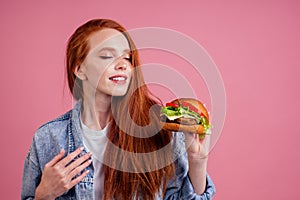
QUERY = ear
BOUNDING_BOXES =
[74,65,87,81]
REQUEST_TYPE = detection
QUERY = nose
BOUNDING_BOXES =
[115,58,130,70]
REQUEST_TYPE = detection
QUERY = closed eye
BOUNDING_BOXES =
[124,57,132,62]
[124,53,132,62]
[100,56,113,59]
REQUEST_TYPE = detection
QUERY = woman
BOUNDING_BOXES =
[21,19,216,200]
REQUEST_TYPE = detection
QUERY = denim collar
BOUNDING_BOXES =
[68,99,85,154]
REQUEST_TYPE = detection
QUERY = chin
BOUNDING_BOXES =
[112,92,127,97]
[110,88,129,97]
[110,84,131,97]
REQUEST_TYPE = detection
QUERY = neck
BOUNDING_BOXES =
[81,93,111,130]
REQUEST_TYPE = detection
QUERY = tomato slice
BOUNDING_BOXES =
[166,102,179,108]
[181,101,199,114]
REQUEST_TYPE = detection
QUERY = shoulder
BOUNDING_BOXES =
[34,109,72,141]
[38,109,72,129]
[172,131,186,153]
[172,132,188,166]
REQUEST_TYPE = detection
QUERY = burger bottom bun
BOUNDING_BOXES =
[160,122,206,139]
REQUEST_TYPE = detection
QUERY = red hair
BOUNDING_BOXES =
[66,19,174,199]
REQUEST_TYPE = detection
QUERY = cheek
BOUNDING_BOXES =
[87,63,109,82]
[129,67,133,77]
[96,69,109,85]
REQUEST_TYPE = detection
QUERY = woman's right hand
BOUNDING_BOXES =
[35,147,92,200]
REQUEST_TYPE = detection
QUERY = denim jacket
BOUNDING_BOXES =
[21,100,216,200]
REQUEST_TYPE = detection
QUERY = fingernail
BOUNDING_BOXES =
[80,147,84,151]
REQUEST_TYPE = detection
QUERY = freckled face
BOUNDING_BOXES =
[78,28,133,98]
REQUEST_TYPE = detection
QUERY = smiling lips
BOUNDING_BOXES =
[109,74,128,84]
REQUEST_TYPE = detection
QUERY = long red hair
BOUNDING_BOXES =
[66,19,174,199]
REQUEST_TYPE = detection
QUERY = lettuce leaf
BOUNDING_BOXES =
[161,105,212,134]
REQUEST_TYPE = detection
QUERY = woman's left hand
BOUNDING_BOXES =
[183,132,211,194]
[183,132,210,161]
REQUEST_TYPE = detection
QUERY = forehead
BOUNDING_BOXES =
[88,28,130,53]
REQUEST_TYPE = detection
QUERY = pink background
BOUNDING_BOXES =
[1,0,299,199]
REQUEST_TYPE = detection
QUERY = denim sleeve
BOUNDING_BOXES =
[164,132,216,199]
[21,137,41,200]
[164,163,216,199]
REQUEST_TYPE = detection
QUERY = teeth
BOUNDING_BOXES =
[112,77,125,81]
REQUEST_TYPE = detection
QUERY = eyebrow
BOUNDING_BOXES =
[98,47,131,54]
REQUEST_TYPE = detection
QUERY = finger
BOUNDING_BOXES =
[46,149,65,167]
[65,152,92,174]
[59,147,84,167]
[68,169,90,189]
[184,132,197,146]
[68,159,92,179]
[200,134,211,145]
[199,135,211,158]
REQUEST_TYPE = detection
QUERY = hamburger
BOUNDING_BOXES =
[160,98,212,138]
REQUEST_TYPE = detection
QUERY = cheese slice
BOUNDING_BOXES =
[166,114,198,122]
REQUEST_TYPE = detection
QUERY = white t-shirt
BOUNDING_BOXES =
[80,120,163,200]
[80,119,109,200]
